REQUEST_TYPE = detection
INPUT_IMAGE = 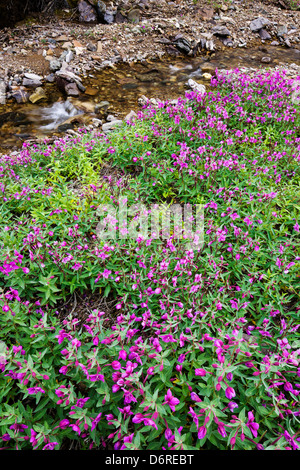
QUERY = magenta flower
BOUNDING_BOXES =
[246,411,259,438]
[198,426,207,440]
[195,368,207,376]
[163,389,180,412]
[225,387,236,400]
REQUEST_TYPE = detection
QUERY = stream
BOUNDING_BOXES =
[0,45,300,153]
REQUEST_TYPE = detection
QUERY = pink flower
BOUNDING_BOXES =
[225,387,236,400]
[163,389,180,412]
[246,411,259,438]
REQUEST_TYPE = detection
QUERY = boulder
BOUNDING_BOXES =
[22,77,42,88]
[78,0,97,23]
[29,87,47,104]
[173,37,192,55]
[0,80,6,105]
[259,29,271,40]
[65,83,80,97]
[102,120,123,132]
[250,17,270,32]
[12,88,30,104]
[212,25,231,36]
[49,59,62,72]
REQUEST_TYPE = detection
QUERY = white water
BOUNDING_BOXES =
[26,100,82,131]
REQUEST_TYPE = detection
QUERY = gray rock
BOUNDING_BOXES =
[212,25,231,36]
[277,25,288,37]
[65,83,80,97]
[65,50,74,63]
[104,10,115,24]
[187,79,206,94]
[49,59,61,72]
[261,56,271,63]
[24,73,43,81]
[250,17,270,32]
[125,110,137,122]
[102,120,123,132]
[78,0,97,23]
[174,37,191,54]
[22,77,43,88]
[259,28,271,40]
[12,88,29,104]
[0,80,6,104]
[95,100,110,113]
[87,43,97,52]
[95,0,106,21]
[271,40,279,46]
[45,73,55,83]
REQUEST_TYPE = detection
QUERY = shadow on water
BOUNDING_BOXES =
[0,45,300,153]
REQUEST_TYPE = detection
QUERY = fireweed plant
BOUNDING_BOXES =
[0,68,299,450]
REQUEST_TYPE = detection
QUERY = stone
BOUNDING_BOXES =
[92,118,102,127]
[66,50,74,63]
[212,25,231,37]
[62,42,73,49]
[45,74,55,83]
[49,59,61,72]
[187,79,206,95]
[104,10,115,24]
[102,120,123,132]
[95,0,106,21]
[0,80,6,105]
[250,17,270,32]
[174,37,192,55]
[271,40,279,46]
[12,88,29,104]
[65,82,80,96]
[201,63,216,74]
[22,77,43,88]
[125,110,137,122]
[29,87,47,103]
[78,0,97,23]
[95,100,110,112]
[202,73,212,80]
[84,86,98,96]
[87,43,97,52]
[261,56,271,63]
[24,73,43,81]
[196,6,214,21]
[259,29,271,40]
[127,9,140,24]
[277,25,288,37]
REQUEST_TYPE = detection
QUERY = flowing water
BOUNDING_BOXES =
[0,45,300,153]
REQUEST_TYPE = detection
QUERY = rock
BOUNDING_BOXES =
[87,43,97,52]
[92,118,102,127]
[201,63,216,74]
[187,79,206,95]
[202,73,212,80]
[223,38,233,47]
[125,110,137,122]
[284,38,291,48]
[250,17,270,32]
[12,88,29,104]
[78,0,97,23]
[106,114,118,122]
[261,56,271,63]
[174,37,192,55]
[69,99,95,113]
[49,59,61,72]
[95,100,110,112]
[259,28,271,40]
[104,10,115,24]
[271,40,279,46]
[127,9,140,24]
[29,87,47,103]
[65,82,80,97]
[66,50,74,63]
[85,86,98,96]
[0,80,6,105]
[95,0,106,21]
[102,120,123,132]
[196,7,214,21]
[22,77,43,88]
[277,25,288,37]
[115,11,127,23]
[45,74,55,83]
[24,73,43,81]
[212,25,231,36]
[205,40,215,51]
